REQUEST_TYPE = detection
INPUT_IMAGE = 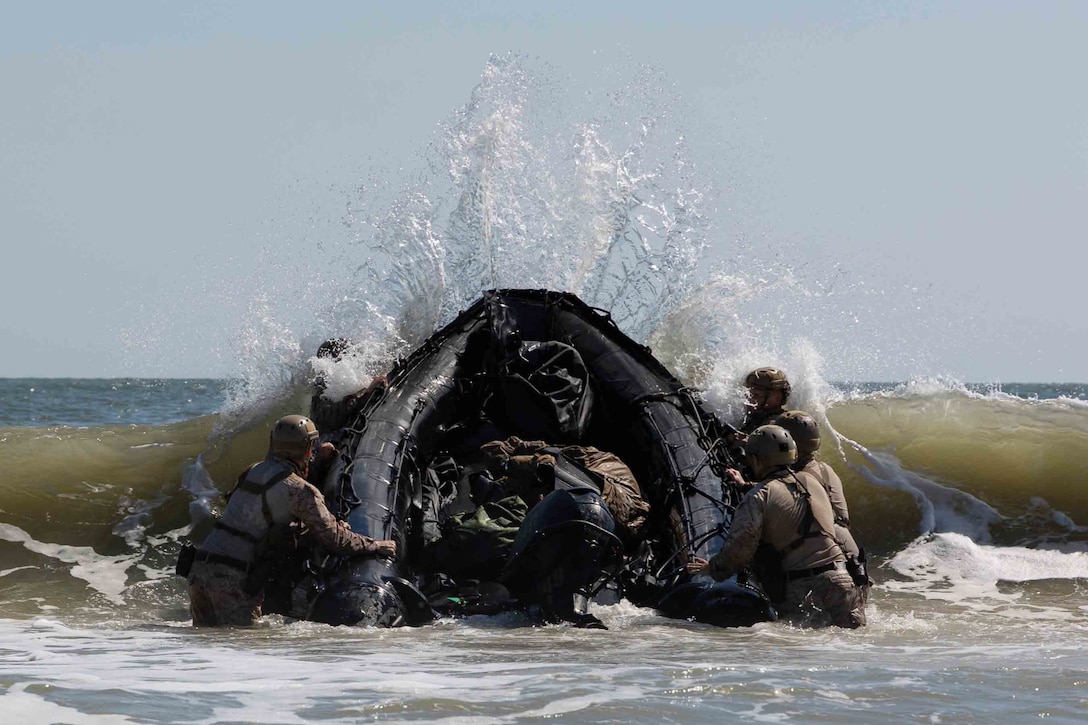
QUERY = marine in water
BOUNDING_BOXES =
[740,367,792,433]
[686,424,867,628]
[309,338,388,438]
[243,290,772,629]
[182,415,396,626]
[774,410,872,607]
[725,366,791,470]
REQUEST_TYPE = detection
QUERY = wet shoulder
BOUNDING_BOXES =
[802,459,843,490]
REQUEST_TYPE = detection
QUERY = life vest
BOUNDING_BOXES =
[793,461,871,587]
[801,458,847,526]
[764,469,843,573]
[799,458,861,560]
[197,458,298,570]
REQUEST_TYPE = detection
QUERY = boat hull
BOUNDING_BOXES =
[282,289,771,627]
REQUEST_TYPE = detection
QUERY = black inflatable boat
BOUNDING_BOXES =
[267,289,774,628]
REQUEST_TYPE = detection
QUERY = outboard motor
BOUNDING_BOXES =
[285,289,779,629]
[501,456,623,627]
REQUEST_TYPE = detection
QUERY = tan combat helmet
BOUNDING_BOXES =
[269,414,319,459]
[745,424,798,469]
[774,410,821,458]
[745,367,792,399]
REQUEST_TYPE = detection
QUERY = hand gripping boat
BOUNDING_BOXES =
[268,289,775,627]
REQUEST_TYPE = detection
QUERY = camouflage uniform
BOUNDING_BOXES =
[706,466,866,628]
[187,456,383,627]
[187,563,258,627]
[782,567,865,629]
[309,393,363,439]
[798,456,870,618]
[480,436,650,543]
[740,406,788,434]
[798,457,859,559]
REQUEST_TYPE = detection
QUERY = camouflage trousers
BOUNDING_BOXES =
[782,568,868,629]
[187,561,262,627]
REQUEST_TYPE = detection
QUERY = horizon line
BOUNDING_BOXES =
[0,376,1084,386]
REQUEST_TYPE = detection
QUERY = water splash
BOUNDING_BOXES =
[347,54,715,349]
[213,53,940,489]
[845,441,1003,540]
[884,532,1088,612]
[212,54,742,424]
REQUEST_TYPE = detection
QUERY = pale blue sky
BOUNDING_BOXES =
[3,2,1086,381]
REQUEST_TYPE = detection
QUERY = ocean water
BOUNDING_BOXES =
[0,379,231,428]
[1,378,1086,723]
[4,55,1087,723]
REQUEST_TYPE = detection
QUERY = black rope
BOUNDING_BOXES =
[652,522,728,582]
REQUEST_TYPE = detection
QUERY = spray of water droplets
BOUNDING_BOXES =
[203,53,938,431]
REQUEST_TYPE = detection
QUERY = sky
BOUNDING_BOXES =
[2,1,1086,381]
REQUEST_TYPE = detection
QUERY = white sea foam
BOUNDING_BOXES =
[181,454,224,527]
[0,683,139,724]
[3,595,1088,724]
[840,376,1088,411]
[1029,496,1088,537]
[0,524,137,604]
[883,532,1088,618]
[835,439,1003,540]
[889,532,1088,584]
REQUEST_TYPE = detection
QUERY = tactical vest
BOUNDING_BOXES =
[762,469,843,573]
[800,458,861,559]
[198,458,298,569]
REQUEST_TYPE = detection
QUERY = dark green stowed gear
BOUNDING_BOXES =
[420,495,529,581]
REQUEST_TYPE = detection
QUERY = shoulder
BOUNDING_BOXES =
[763,468,797,488]
[244,457,292,481]
[805,459,842,485]
[792,467,820,485]
[738,481,772,508]
[282,473,324,500]
[247,458,276,474]
[284,472,317,490]
[795,467,831,493]
[759,471,803,501]
[236,461,260,481]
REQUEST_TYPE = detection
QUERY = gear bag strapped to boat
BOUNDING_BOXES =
[420,495,530,580]
[490,341,594,442]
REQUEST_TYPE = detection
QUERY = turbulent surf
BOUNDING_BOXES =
[264,289,771,629]
[2,54,1087,723]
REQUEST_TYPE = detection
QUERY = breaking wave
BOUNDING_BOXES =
[2,55,1085,622]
